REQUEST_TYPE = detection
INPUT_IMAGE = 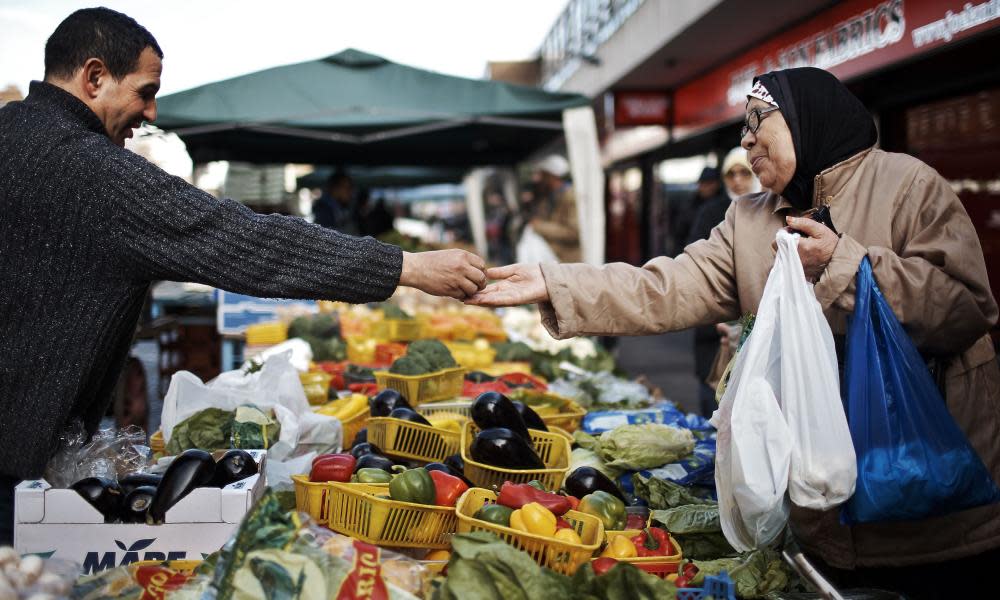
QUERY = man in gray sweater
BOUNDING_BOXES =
[0,7,487,543]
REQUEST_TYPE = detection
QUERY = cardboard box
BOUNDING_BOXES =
[15,450,266,574]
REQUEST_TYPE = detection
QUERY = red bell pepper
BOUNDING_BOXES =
[428,469,468,507]
[564,494,580,511]
[591,557,618,576]
[498,372,547,390]
[348,382,378,396]
[555,517,573,530]
[682,561,698,579]
[625,512,647,530]
[310,454,356,482]
[630,527,673,557]
[496,482,572,516]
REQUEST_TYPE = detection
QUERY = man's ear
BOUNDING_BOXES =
[79,58,109,100]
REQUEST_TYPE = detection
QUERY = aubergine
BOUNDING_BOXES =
[148,449,216,524]
[212,449,258,488]
[471,392,531,444]
[354,453,395,473]
[444,453,466,475]
[369,389,411,417]
[465,371,497,383]
[121,486,157,523]
[350,442,382,460]
[470,427,545,470]
[388,407,431,426]
[352,428,368,447]
[119,473,163,496]
[564,466,627,503]
[71,477,123,521]
[425,462,475,488]
[512,401,548,432]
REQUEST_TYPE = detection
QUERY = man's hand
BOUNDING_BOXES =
[400,250,487,299]
[465,263,549,307]
[785,216,839,283]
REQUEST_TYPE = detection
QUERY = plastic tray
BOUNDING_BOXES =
[326,483,457,549]
[340,405,369,449]
[455,488,603,575]
[374,367,466,404]
[367,417,461,463]
[460,421,570,491]
[346,336,377,364]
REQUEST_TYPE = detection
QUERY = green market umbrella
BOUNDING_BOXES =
[155,49,590,167]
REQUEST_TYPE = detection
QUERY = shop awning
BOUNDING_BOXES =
[154,49,590,167]
[296,166,466,190]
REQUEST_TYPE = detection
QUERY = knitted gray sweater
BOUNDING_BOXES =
[0,81,403,478]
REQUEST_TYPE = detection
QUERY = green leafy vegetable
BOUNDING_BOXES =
[491,341,534,362]
[651,505,721,534]
[382,304,413,320]
[632,474,715,509]
[230,405,281,450]
[389,355,432,375]
[673,532,738,560]
[435,532,574,600]
[692,549,791,599]
[570,562,677,600]
[597,424,695,471]
[166,408,234,454]
[567,447,621,484]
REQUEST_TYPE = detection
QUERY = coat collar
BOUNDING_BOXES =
[24,80,109,138]
[772,147,874,213]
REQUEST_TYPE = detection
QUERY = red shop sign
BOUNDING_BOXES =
[673,0,1000,137]
[614,90,670,126]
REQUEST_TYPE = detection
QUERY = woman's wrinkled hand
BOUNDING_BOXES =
[784,216,839,282]
[464,263,549,307]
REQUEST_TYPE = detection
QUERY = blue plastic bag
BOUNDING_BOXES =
[842,257,1000,524]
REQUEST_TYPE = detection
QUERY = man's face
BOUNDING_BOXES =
[93,47,161,147]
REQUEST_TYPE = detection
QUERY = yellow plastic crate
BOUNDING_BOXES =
[456,488,603,575]
[245,321,288,346]
[513,390,586,433]
[444,342,497,370]
[293,474,335,525]
[418,401,573,441]
[594,532,683,579]
[346,336,378,364]
[374,367,466,404]
[480,362,534,377]
[367,417,461,463]
[326,483,457,549]
[340,406,369,449]
[373,318,424,342]
[460,422,570,492]
[299,371,333,406]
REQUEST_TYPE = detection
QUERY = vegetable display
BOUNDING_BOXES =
[389,467,437,505]
[496,482,572,516]
[578,491,626,531]
[471,391,532,444]
[469,427,545,470]
[147,449,216,524]
[309,454,356,483]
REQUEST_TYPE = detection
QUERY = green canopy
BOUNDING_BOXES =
[155,49,590,166]
[296,165,465,190]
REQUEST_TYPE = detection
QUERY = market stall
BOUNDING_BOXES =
[153,49,605,265]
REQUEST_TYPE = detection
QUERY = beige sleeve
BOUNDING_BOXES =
[538,204,741,339]
[814,167,998,355]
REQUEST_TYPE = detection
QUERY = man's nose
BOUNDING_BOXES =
[144,99,157,123]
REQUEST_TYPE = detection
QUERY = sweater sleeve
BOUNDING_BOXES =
[102,151,403,303]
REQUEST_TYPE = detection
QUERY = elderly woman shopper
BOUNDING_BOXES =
[469,67,999,597]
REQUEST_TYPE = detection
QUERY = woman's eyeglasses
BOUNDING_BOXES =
[741,106,780,139]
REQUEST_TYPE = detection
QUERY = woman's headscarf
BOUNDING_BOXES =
[721,146,760,200]
[752,67,877,209]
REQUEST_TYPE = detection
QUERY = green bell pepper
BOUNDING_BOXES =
[473,504,514,527]
[526,480,547,491]
[578,490,626,530]
[354,468,393,484]
[388,467,436,505]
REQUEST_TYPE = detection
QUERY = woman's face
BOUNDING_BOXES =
[724,164,754,196]
[741,98,796,194]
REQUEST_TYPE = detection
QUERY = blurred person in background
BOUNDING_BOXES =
[485,190,513,264]
[0,7,488,545]
[528,154,580,262]
[669,167,723,257]
[313,169,361,235]
[360,193,395,238]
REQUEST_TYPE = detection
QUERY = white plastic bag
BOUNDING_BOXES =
[711,230,856,551]
[516,224,559,263]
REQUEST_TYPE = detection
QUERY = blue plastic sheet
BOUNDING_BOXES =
[581,404,713,435]
[842,257,1000,524]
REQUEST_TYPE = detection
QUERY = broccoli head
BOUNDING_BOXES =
[382,304,413,320]
[492,341,534,362]
[288,316,313,340]
[309,313,340,338]
[390,355,432,375]
[407,340,457,370]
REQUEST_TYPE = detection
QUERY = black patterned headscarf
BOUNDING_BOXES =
[752,67,877,209]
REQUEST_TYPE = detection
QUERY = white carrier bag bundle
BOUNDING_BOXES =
[711,229,856,551]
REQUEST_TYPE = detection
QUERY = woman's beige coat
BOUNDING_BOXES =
[539,148,1000,568]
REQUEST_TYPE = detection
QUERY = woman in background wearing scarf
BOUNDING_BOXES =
[469,67,1000,597]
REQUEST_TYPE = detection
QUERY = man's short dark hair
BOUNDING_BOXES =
[44,7,163,82]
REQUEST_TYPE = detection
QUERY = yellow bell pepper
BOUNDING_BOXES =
[424,549,450,561]
[553,527,582,545]
[509,502,556,537]
[600,534,638,559]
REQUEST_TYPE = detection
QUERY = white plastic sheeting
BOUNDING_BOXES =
[563,106,605,265]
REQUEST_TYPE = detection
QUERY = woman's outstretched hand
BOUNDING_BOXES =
[464,263,549,307]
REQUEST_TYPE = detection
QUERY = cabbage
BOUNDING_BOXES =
[598,423,695,471]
